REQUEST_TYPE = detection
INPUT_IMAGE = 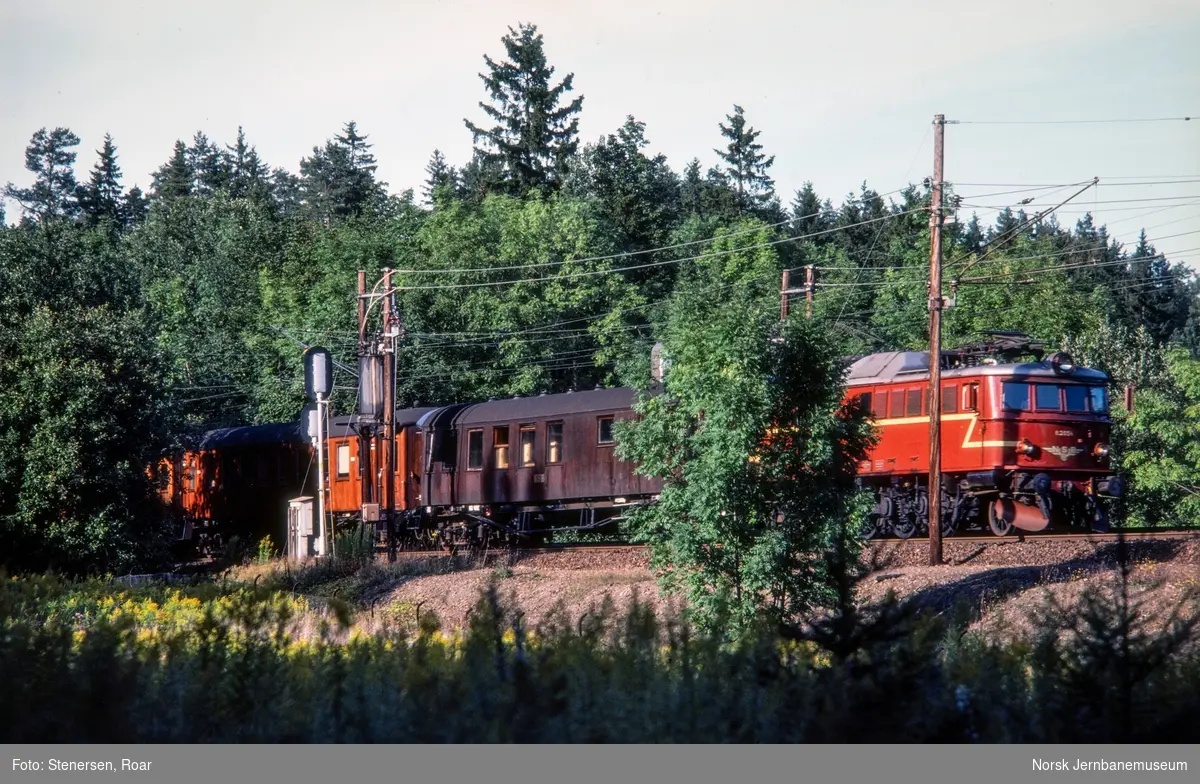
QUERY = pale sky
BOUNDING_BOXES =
[3,0,1199,260]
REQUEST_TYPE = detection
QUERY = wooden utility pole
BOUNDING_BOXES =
[382,268,397,563]
[356,271,372,520]
[927,114,946,566]
[805,264,815,319]
[780,266,815,321]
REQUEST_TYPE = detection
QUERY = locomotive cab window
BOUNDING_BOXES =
[520,426,536,466]
[1088,386,1108,414]
[547,421,563,464]
[467,429,484,470]
[941,385,958,415]
[493,427,509,469]
[598,416,615,445]
[1064,385,1088,412]
[1002,382,1030,411]
[336,443,350,478]
[1034,384,1062,411]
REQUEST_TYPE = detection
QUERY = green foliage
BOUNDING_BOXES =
[76,133,124,229]
[333,524,377,566]
[394,193,646,404]
[4,127,81,221]
[0,219,171,574]
[3,21,1199,571]
[299,121,388,223]
[1123,347,1200,526]
[1,561,1197,742]
[714,105,777,216]
[256,536,276,565]
[616,220,876,634]
[464,23,584,195]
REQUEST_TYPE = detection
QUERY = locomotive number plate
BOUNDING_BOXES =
[1054,430,1074,437]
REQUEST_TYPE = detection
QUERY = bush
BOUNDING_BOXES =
[1,555,1198,742]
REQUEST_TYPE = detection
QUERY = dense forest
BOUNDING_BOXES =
[2,22,1199,573]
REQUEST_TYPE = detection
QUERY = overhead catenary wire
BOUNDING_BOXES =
[390,207,928,292]
[388,187,912,277]
[953,116,1195,125]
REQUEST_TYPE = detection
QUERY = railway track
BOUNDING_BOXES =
[381,528,1200,558]
[873,528,1200,545]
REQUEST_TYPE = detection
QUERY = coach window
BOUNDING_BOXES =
[520,426,536,466]
[905,388,923,417]
[889,390,904,419]
[1034,384,1062,411]
[493,427,510,468]
[598,416,615,445]
[1002,382,1030,411]
[941,385,958,415]
[1064,385,1088,412]
[336,443,351,478]
[467,429,484,470]
[547,421,563,464]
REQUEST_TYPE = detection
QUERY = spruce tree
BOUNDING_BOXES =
[298,122,386,222]
[714,105,775,213]
[187,132,227,195]
[225,126,271,200]
[271,168,303,217]
[4,127,82,221]
[568,116,680,250]
[422,149,457,205]
[152,141,194,201]
[77,133,124,228]
[464,23,584,195]
[680,158,704,216]
[960,213,984,255]
[123,186,149,228]
[791,182,826,236]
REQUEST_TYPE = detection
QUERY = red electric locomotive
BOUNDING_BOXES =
[846,332,1124,538]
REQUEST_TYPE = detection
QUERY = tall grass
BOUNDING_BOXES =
[1,552,1198,742]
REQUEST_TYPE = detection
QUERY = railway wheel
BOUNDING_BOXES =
[939,492,958,537]
[988,500,1014,537]
[892,516,917,539]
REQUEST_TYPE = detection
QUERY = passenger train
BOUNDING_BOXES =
[157,333,1124,551]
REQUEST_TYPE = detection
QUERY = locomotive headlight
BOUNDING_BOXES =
[1050,351,1076,375]
[1018,439,1037,457]
[1093,442,1110,459]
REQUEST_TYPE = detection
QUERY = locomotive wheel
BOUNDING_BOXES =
[988,500,1014,537]
[939,492,958,537]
